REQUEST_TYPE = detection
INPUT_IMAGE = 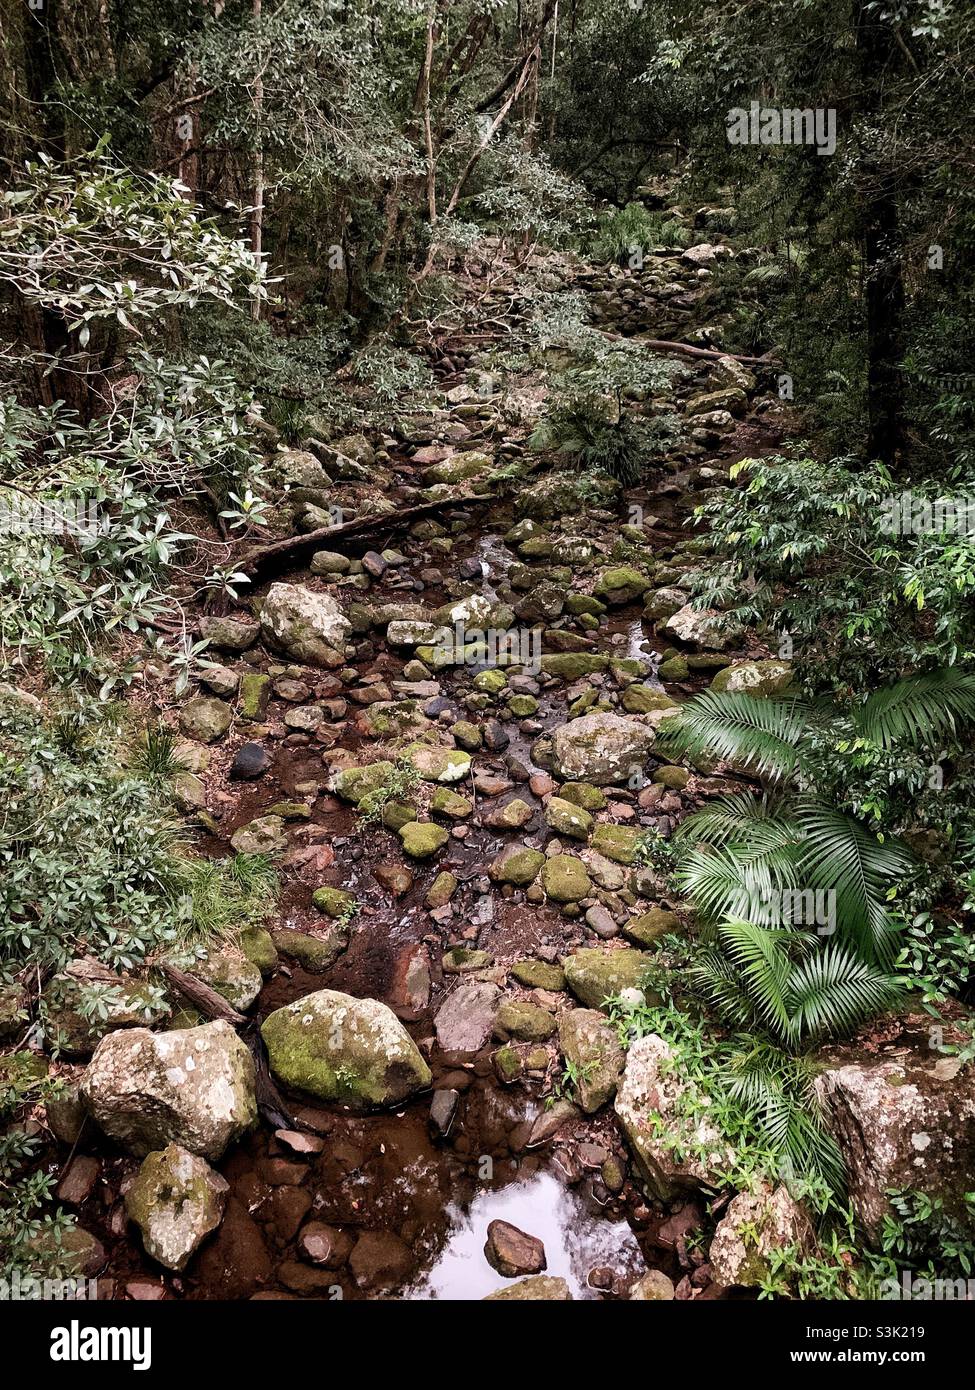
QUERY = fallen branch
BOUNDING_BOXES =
[239,490,493,582]
[159,963,246,1025]
[636,338,780,367]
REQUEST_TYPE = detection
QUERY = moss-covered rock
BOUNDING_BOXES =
[558,1008,626,1113]
[472,668,507,695]
[404,742,472,783]
[594,567,651,604]
[399,821,449,858]
[541,855,592,903]
[591,824,644,865]
[622,907,680,947]
[559,781,607,811]
[239,925,278,977]
[238,673,271,721]
[710,659,794,697]
[312,886,356,918]
[488,846,546,886]
[494,1000,556,1043]
[333,761,396,805]
[544,796,593,841]
[426,872,458,907]
[261,989,431,1108]
[271,925,348,972]
[653,764,690,789]
[179,697,232,744]
[430,787,473,819]
[623,685,681,715]
[510,960,566,991]
[562,947,648,1010]
[230,815,287,855]
[125,1143,228,1272]
[539,653,610,680]
[507,694,539,717]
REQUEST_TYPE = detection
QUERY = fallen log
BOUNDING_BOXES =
[238,489,493,582]
[635,338,780,366]
[159,963,246,1025]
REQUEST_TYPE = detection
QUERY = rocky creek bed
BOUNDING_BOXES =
[23,232,973,1304]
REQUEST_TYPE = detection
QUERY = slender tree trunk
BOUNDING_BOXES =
[250,0,264,321]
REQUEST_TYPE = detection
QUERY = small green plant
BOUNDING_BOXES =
[131,722,187,780]
[357,757,423,825]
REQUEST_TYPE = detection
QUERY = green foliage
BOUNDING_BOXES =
[689,921,903,1048]
[590,202,688,263]
[529,396,646,485]
[0,1056,76,1284]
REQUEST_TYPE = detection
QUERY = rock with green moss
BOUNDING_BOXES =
[510,959,565,991]
[483,1276,572,1300]
[186,944,262,1012]
[260,582,351,667]
[565,593,606,617]
[381,800,417,831]
[238,672,270,720]
[559,782,607,811]
[333,761,396,805]
[562,947,648,1010]
[271,926,348,972]
[591,824,644,865]
[80,1021,257,1160]
[442,947,493,974]
[544,796,593,841]
[0,982,27,1041]
[507,694,538,717]
[594,567,651,604]
[450,720,482,751]
[558,1008,626,1113]
[239,925,278,977]
[657,655,689,680]
[494,1000,556,1043]
[179,697,232,744]
[552,712,655,785]
[614,1033,733,1199]
[489,846,546,886]
[423,452,492,485]
[426,872,458,908]
[709,659,794,697]
[230,815,287,855]
[493,1045,523,1084]
[43,969,170,1059]
[404,743,472,783]
[261,989,431,1109]
[399,821,449,858]
[539,653,609,680]
[623,907,679,947]
[473,668,507,696]
[661,604,744,652]
[430,787,472,819]
[708,1183,815,1287]
[125,1143,228,1272]
[312,886,356,919]
[541,855,592,903]
[643,587,689,622]
[653,765,690,789]
[623,686,681,715]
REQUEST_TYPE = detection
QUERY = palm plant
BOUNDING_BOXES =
[689,920,902,1047]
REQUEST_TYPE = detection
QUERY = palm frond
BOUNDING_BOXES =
[661,691,811,782]
[786,942,903,1041]
[794,800,912,963]
[856,669,975,751]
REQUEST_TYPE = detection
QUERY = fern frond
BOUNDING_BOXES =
[855,669,975,751]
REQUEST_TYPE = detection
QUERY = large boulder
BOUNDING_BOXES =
[815,1054,975,1238]
[80,1021,257,1160]
[660,604,743,652]
[551,712,657,785]
[558,1008,626,1113]
[516,473,619,521]
[614,1033,735,1200]
[562,948,648,1010]
[261,990,431,1109]
[708,1183,815,1288]
[124,1143,228,1272]
[260,583,351,667]
[710,660,794,696]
